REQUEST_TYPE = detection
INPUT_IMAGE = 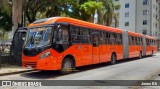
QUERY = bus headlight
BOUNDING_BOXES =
[40,52,51,59]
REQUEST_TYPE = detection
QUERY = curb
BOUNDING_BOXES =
[0,70,35,76]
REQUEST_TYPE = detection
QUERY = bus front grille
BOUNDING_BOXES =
[23,61,37,68]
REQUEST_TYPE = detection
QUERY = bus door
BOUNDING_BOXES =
[92,31,100,64]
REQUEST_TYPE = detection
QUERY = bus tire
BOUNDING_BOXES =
[139,51,142,59]
[60,58,74,75]
[111,53,116,65]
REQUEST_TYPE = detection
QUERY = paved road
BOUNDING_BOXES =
[0,53,160,89]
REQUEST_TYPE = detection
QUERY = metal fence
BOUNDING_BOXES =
[0,43,18,68]
[0,40,20,67]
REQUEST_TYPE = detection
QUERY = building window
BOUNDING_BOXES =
[125,3,129,8]
[143,0,149,5]
[143,20,148,25]
[156,6,158,11]
[125,12,129,17]
[142,30,147,35]
[156,23,158,28]
[156,15,158,19]
[125,22,129,26]
[143,10,149,15]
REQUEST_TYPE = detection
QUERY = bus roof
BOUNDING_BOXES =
[28,17,157,40]
[29,17,122,34]
[145,35,157,40]
[128,31,143,37]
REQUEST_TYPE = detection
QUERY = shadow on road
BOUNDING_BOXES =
[20,55,155,79]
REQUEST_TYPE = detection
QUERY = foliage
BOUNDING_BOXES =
[0,30,9,40]
[80,1,103,22]
[0,0,120,30]
[0,0,12,31]
[80,1,103,15]
[0,11,12,31]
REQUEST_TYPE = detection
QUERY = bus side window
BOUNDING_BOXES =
[106,32,109,44]
[100,31,105,44]
[129,36,131,45]
[146,39,147,45]
[80,28,91,44]
[62,29,69,43]
[132,36,134,45]
[57,29,62,43]
[139,37,141,45]
[108,32,111,44]
[92,33,99,47]
[135,37,137,45]
[114,33,117,45]
[139,37,140,45]
[117,34,122,45]
[70,26,81,43]
[110,33,114,44]
[147,39,149,45]
[52,28,57,43]
[57,25,69,44]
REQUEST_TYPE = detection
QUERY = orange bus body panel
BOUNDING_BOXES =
[128,31,143,58]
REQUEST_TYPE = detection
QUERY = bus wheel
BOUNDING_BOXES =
[139,52,142,59]
[111,54,116,65]
[60,58,74,75]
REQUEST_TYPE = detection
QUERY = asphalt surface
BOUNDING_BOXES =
[0,53,160,89]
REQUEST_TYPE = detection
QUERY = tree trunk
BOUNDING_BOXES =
[106,18,110,26]
[12,0,24,36]
[97,10,103,25]
[115,17,118,28]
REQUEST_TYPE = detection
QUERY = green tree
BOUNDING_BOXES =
[102,0,115,26]
[0,0,12,32]
[97,0,120,26]
[80,1,103,22]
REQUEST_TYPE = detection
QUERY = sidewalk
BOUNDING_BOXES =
[0,65,34,76]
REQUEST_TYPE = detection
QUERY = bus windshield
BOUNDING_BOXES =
[24,27,52,48]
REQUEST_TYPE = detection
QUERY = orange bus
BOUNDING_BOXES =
[22,17,157,74]
[145,36,157,55]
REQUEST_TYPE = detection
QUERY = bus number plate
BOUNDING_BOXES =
[26,65,32,69]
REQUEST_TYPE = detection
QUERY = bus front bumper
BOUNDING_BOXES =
[22,56,59,70]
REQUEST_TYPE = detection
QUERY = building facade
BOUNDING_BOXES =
[113,0,159,38]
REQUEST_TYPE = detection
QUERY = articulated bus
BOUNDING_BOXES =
[22,17,157,74]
